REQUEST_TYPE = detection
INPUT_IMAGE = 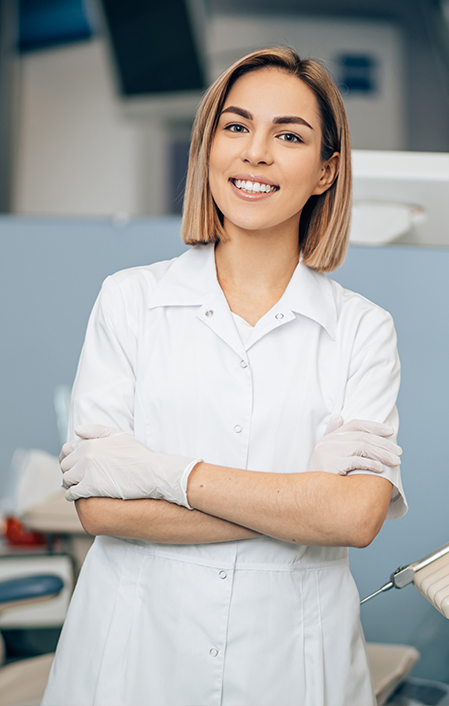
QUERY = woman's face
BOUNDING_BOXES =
[209,67,338,240]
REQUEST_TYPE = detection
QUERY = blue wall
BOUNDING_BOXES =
[1,216,448,681]
[334,245,449,683]
[0,216,188,493]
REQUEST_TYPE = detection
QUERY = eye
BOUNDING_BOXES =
[278,132,303,144]
[225,123,248,134]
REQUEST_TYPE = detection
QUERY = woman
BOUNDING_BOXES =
[43,47,406,706]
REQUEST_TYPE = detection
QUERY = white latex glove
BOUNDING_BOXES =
[307,415,402,476]
[60,425,201,508]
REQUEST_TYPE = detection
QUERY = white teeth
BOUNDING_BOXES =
[233,179,276,193]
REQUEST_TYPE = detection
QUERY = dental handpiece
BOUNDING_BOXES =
[360,541,449,605]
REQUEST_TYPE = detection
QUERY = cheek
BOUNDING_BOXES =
[209,138,224,173]
[286,159,323,197]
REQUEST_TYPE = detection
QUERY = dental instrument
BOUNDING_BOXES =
[361,541,449,618]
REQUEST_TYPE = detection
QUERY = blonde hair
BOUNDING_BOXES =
[181,46,352,272]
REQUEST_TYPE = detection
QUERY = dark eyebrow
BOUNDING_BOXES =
[220,106,313,130]
[274,116,313,130]
[221,106,252,120]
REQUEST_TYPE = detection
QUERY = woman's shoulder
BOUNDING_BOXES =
[90,256,184,328]
[327,275,394,327]
[325,276,397,356]
[100,244,212,301]
[98,251,192,310]
[106,257,177,292]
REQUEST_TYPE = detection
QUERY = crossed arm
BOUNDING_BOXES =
[65,415,400,547]
[76,466,393,548]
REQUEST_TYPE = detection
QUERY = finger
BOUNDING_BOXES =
[335,438,401,466]
[61,467,83,488]
[59,440,79,463]
[324,414,344,436]
[359,451,401,468]
[65,485,91,502]
[338,419,395,437]
[358,436,402,458]
[75,424,123,440]
[335,432,402,457]
[356,441,401,467]
[60,447,87,472]
[65,487,76,502]
[60,454,76,473]
[337,457,384,475]
[61,437,106,472]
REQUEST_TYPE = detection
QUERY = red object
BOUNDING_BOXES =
[3,516,46,546]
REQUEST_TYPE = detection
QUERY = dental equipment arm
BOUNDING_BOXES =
[360,541,449,618]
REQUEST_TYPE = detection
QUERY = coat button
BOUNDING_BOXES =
[210,648,219,657]
[240,360,248,368]
[205,309,214,317]
[234,425,243,433]
[275,312,284,320]
[219,570,227,579]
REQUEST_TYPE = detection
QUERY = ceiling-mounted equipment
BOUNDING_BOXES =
[351,151,449,247]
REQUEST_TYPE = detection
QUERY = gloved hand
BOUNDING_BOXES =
[307,415,402,476]
[60,425,201,508]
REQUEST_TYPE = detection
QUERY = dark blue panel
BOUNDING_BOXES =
[99,0,205,95]
[19,0,93,52]
[336,53,377,94]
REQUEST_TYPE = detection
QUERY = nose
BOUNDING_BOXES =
[241,131,273,166]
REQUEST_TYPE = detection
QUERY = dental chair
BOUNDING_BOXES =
[0,575,63,706]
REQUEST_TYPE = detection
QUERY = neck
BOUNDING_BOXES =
[214,222,300,325]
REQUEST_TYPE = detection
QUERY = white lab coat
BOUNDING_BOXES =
[43,244,407,706]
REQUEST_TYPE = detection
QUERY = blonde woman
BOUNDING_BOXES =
[43,47,406,706]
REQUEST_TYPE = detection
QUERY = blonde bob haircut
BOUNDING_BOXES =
[181,46,352,272]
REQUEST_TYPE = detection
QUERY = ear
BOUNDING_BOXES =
[312,152,340,196]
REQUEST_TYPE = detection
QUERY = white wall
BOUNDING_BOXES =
[207,15,406,151]
[13,39,169,217]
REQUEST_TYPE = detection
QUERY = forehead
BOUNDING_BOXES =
[223,67,320,122]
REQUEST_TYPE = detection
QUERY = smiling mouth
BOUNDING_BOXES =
[230,178,279,194]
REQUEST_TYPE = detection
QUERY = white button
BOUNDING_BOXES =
[210,648,219,657]
[240,360,248,368]
[205,309,214,317]
[275,312,284,320]
[234,425,243,433]
[219,570,227,579]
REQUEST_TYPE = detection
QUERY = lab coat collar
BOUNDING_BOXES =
[148,243,337,340]
[281,259,337,340]
[148,244,246,359]
[148,244,219,307]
